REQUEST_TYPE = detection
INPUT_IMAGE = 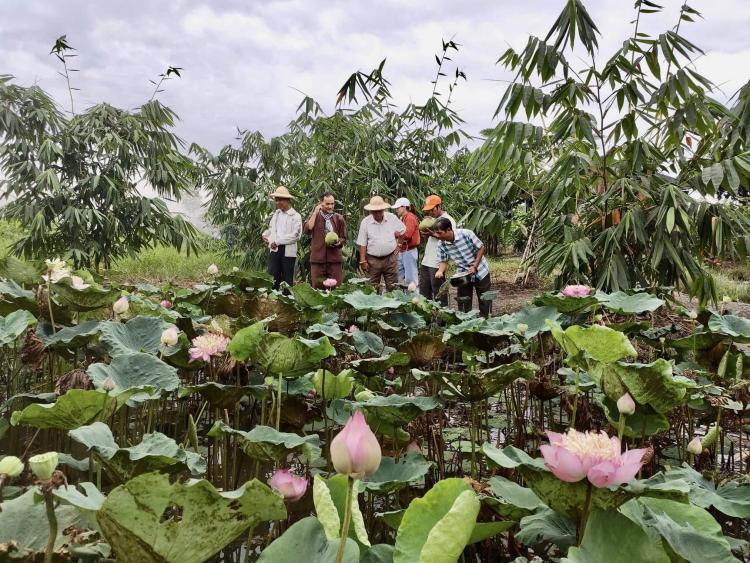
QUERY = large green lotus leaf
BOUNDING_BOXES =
[358,395,442,426]
[619,497,736,563]
[70,422,206,481]
[483,476,545,520]
[438,361,538,402]
[598,292,665,315]
[482,443,547,472]
[597,396,670,438]
[352,330,386,355]
[37,320,102,350]
[566,508,670,563]
[533,292,599,313]
[399,332,446,367]
[382,312,427,330]
[298,335,337,363]
[53,277,116,311]
[254,333,334,377]
[179,381,266,409]
[466,521,516,544]
[0,278,36,315]
[662,465,750,518]
[258,516,359,563]
[362,452,433,495]
[99,316,171,356]
[708,313,750,342]
[87,352,179,404]
[350,352,410,375]
[343,291,403,311]
[306,321,344,340]
[10,388,140,429]
[312,369,354,400]
[596,359,689,413]
[291,282,334,309]
[516,508,576,549]
[227,320,267,361]
[97,472,286,563]
[0,309,36,346]
[361,544,395,563]
[507,305,561,338]
[0,488,86,558]
[564,325,637,363]
[393,478,479,563]
[669,331,724,351]
[207,421,321,463]
[313,474,370,550]
[442,317,514,352]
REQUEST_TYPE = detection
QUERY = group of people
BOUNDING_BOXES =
[260,186,492,317]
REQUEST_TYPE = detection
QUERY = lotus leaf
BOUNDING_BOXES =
[343,291,403,311]
[358,395,442,426]
[439,361,538,402]
[399,332,446,367]
[350,352,410,375]
[362,452,433,494]
[483,476,545,520]
[179,381,266,409]
[207,421,321,463]
[506,305,561,338]
[37,320,102,350]
[307,321,344,340]
[97,472,286,563]
[533,292,599,313]
[0,279,36,315]
[563,324,637,363]
[597,291,665,315]
[662,465,750,518]
[99,315,171,356]
[352,329,386,355]
[54,277,116,311]
[312,369,354,400]
[313,474,370,549]
[516,508,576,549]
[87,352,179,404]
[707,313,750,342]
[258,516,359,563]
[0,309,36,346]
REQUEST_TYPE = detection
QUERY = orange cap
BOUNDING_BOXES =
[422,195,442,211]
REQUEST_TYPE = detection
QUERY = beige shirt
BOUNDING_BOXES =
[262,208,302,258]
[422,212,455,268]
[356,212,406,257]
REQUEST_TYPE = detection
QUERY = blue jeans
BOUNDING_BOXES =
[398,248,419,288]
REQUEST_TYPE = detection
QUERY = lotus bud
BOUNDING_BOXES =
[330,411,382,478]
[267,469,308,502]
[207,263,219,275]
[688,310,697,320]
[113,296,129,315]
[29,452,58,481]
[411,297,419,305]
[659,337,666,345]
[517,323,528,335]
[102,376,116,391]
[687,437,702,456]
[407,282,417,292]
[722,295,731,304]
[160,299,172,309]
[406,441,421,454]
[0,456,24,478]
[161,326,179,347]
[617,393,636,415]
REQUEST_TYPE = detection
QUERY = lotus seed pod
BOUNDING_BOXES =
[0,456,24,478]
[29,452,58,481]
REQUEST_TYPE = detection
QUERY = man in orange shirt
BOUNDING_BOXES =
[392,198,420,289]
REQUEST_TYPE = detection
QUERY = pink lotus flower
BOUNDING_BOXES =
[406,440,421,454]
[188,332,230,362]
[561,285,591,297]
[330,411,382,479]
[347,325,359,334]
[322,278,338,289]
[268,469,308,502]
[160,299,173,309]
[540,429,646,488]
[102,376,116,391]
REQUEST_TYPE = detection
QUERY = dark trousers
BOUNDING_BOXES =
[310,262,343,289]
[419,264,448,306]
[367,252,398,292]
[456,274,492,317]
[268,246,296,291]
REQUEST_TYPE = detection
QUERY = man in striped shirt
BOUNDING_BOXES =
[432,217,492,317]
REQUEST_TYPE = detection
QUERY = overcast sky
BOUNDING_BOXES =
[2,0,750,154]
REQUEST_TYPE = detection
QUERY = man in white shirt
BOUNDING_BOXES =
[356,196,405,292]
[419,195,455,305]
[262,186,302,291]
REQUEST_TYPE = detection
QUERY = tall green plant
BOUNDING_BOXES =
[473,0,750,302]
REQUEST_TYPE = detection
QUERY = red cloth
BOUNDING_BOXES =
[398,212,420,252]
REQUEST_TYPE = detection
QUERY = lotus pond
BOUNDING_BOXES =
[0,260,749,562]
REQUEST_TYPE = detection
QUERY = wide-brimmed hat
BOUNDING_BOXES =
[422,194,442,211]
[364,196,390,211]
[393,197,411,209]
[270,186,294,199]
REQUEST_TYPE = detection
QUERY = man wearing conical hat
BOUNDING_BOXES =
[262,186,302,291]
[356,196,406,292]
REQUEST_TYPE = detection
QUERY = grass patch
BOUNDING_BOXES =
[709,262,750,303]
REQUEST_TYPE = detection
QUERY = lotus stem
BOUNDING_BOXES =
[576,481,592,547]
[43,490,57,563]
[334,477,355,563]
[570,368,580,430]
[46,280,57,335]
[617,413,626,442]
[275,372,283,431]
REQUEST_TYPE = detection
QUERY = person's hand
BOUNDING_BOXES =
[434,270,444,279]
[270,242,278,251]
[467,265,477,276]
[314,204,322,214]
[262,234,269,243]
[361,261,370,273]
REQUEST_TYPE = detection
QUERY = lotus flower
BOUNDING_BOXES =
[101,376,116,391]
[29,452,58,481]
[407,282,417,292]
[347,325,359,334]
[113,296,129,315]
[268,469,308,501]
[207,263,219,275]
[561,285,591,297]
[160,299,173,309]
[411,297,420,305]
[617,393,636,415]
[330,411,382,479]
[540,429,646,488]
[70,275,90,290]
[42,258,71,284]
[0,456,23,478]
[322,278,338,289]
[189,332,230,362]
[687,437,703,455]
[161,326,179,347]
[406,441,421,454]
